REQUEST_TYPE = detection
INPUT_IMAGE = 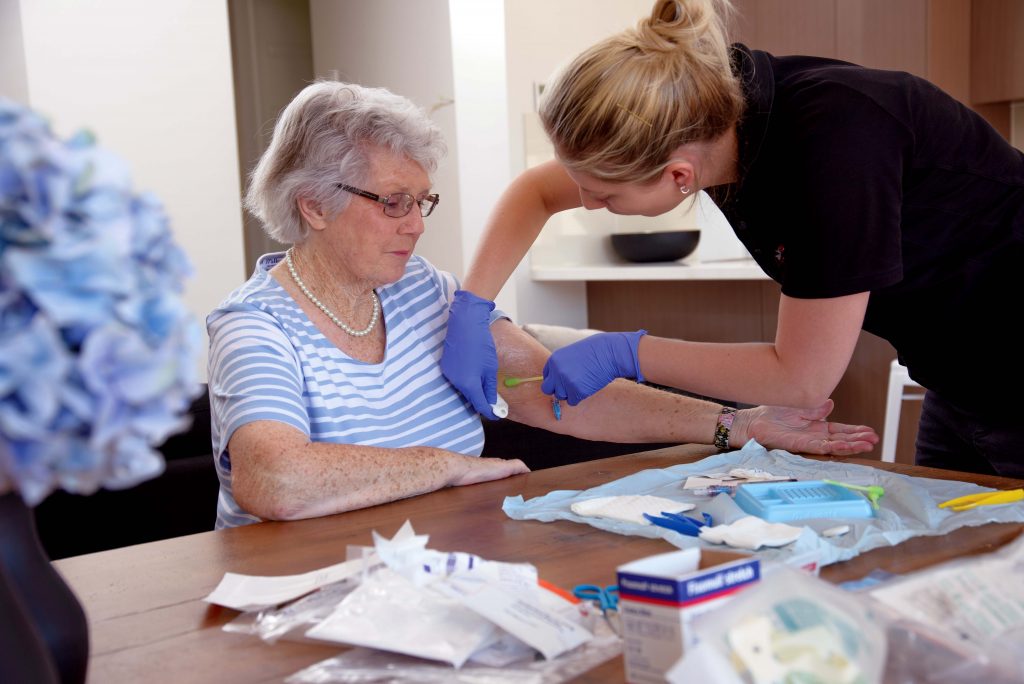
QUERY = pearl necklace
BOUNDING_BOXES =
[285,248,380,337]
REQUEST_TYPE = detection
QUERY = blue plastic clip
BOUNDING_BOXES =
[643,511,712,536]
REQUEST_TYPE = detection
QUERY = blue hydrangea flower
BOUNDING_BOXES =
[0,98,201,506]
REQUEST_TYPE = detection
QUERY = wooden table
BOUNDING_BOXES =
[56,445,1024,683]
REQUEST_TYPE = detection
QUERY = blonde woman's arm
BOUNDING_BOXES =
[493,320,877,454]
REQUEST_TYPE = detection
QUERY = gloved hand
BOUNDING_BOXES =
[441,290,500,420]
[541,330,647,406]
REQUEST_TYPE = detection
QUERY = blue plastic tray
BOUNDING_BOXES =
[733,480,875,522]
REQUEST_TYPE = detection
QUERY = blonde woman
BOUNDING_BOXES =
[441,0,1024,477]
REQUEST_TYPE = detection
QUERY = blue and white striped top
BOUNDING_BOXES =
[207,252,494,528]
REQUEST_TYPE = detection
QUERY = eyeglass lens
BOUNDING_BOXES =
[380,192,436,219]
[337,183,438,218]
[382,193,439,218]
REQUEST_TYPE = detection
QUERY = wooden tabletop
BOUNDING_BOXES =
[55,445,1024,683]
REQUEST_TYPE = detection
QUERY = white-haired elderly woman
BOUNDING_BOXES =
[207,81,878,529]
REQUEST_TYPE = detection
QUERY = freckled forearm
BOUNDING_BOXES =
[511,379,722,444]
[234,443,470,521]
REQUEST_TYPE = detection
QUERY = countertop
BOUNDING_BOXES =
[530,256,769,281]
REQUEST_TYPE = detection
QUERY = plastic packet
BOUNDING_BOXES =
[284,611,622,684]
[880,616,1024,683]
[466,629,537,668]
[870,532,1024,682]
[222,544,382,643]
[303,567,500,668]
[670,566,887,683]
[223,575,362,643]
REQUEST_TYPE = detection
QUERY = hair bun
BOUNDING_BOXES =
[637,0,706,53]
[655,0,685,24]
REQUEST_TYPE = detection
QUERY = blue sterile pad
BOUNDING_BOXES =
[502,440,1024,568]
[733,481,875,522]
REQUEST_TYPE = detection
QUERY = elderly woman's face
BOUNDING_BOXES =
[326,149,430,287]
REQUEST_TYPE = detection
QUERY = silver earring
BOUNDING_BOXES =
[680,185,691,195]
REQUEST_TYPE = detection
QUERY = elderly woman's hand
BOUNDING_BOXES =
[732,400,879,456]
[449,456,530,486]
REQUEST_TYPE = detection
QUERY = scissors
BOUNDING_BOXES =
[938,489,1024,512]
[573,584,620,635]
[643,511,713,536]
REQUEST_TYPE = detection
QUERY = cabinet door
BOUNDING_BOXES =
[836,0,928,76]
[731,0,971,104]
[731,0,837,57]
[971,0,1024,104]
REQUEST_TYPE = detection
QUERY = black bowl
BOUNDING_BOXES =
[610,230,700,263]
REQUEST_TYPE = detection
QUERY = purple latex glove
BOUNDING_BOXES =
[441,290,500,420]
[541,330,648,406]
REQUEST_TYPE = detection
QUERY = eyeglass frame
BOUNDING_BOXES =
[336,183,439,218]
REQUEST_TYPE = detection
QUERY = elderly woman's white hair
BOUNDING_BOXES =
[245,81,446,244]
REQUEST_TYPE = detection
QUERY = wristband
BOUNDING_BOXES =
[713,406,737,451]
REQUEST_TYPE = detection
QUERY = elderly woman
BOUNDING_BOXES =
[207,81,877,529]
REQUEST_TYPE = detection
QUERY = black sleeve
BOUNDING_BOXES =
[776,82,910,298]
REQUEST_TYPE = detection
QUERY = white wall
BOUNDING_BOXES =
[448,0,515,313]
[502,0,655,327]
[0,0,29,103]
[309,0,464,277]
[14,0,247,379]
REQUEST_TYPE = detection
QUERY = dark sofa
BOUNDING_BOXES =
[33,389,220,560]
[33,386,679,559]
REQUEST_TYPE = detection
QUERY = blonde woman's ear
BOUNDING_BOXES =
[665,160,696,194]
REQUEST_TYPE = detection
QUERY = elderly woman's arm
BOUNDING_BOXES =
[227,424,527,521]
[492,320,878,455]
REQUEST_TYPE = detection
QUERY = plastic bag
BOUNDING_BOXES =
[871,532,1024,683]
[671,566,888,683]
[223,575,362,644]
[284,613,621,684]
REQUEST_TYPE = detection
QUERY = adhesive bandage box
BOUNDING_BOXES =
[617,548,760,683]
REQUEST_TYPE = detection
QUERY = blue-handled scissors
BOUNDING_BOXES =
[643,511,712,536]
[573,584,618,613]
[573,584,620,635]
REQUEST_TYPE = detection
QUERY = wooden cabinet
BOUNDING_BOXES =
[971,0,1024,104]
[732,0,968,95]
[731,0,838,59]
[730,0,1015,137]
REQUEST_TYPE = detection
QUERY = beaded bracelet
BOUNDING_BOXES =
[713,406,737,451]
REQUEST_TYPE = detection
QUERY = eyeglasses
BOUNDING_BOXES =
[337,183,440,218]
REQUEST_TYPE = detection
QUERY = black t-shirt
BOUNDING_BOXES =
[719,45,1024,414]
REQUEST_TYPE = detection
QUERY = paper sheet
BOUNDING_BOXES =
[204,555,378,611]
[571,494,695,525]
[435,572,593,660]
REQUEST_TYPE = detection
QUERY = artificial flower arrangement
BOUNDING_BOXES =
[0,98,201,507]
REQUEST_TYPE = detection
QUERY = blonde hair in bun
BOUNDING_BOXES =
[539,0,742,184]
